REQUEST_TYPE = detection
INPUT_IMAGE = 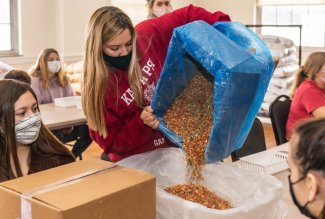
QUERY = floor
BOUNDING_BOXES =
[264,123,277,149]
[80,123,277,161]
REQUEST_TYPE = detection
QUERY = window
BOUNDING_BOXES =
[0,0,19,56]
[259,3,325,48]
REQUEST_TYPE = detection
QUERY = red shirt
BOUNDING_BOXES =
[90,5,231,162]
[286,79,325,140]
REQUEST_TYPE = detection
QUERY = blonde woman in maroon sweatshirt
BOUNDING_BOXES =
[82,5,230,162]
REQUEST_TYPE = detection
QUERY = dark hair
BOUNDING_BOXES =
[4,69,31,85]
[292,118,325,177]
[0,79,74,182]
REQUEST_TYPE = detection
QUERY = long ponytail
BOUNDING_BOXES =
[290,51,325,98]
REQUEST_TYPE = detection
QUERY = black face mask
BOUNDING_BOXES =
[102,52,132,70]
[288,175,317,219]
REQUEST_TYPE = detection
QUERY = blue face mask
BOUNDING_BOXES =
[102,52,132,70]
[288,175,317,219]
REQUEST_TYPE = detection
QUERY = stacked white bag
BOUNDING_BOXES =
[258,35,298,117]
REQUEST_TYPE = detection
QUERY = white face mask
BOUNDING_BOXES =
[153,7,172,17]
[15,112,41,145]
[47,60,61,73]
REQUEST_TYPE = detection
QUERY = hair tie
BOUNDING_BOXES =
[301,70,308,78]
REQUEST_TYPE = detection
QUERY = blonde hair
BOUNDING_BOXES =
[146,0,156,18]
[82,6,144,138]
[29,48,69,89]
[290,51,325,98]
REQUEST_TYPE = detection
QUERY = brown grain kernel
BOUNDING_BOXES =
[164,184,232,210]
[163,70,232,209]
[164,70,214,183]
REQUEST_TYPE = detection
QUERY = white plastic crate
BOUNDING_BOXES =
[76,101,83,110]
[54,96,81,108]
[238,150,288,175]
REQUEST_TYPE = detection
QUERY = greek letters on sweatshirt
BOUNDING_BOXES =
[90,5,231,162]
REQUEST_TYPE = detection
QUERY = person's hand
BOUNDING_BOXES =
[62,127,74,135]
[140,106,159,129]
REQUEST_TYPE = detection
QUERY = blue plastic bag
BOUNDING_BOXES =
[151,21,274,163]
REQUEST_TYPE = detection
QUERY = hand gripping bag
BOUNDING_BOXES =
[151,21,274,163]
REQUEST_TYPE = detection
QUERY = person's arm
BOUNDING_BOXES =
[167,4,231,25]
[312,106,325,117]
[300,87,325,117]
[90,107,157,155]
[135,4,230,63]
[136,4,230,42]
[30,77,43,104]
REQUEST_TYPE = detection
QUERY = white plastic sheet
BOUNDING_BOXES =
[118,148,287,219]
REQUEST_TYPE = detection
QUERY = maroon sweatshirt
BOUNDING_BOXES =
[90,5,231,162]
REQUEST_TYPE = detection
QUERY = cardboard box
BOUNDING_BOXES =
[0,158,156,219]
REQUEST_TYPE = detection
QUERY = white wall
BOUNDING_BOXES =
[2,0,256,70]
[111,0,147,25]
[170,0,196,9]
[62,0,111,58]
[3,0,110,69]
[20,0,58,57]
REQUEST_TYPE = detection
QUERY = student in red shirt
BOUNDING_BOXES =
[82,5,230,162]
[286,51,325,140]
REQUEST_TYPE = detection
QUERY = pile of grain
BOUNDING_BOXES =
[165,183,232,210]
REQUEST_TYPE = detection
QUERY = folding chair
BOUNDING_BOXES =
[231,117,266,161]
[269,95,292,145]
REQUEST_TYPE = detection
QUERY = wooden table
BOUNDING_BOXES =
[39,103,87,130]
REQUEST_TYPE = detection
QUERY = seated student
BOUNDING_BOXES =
[29,48,92,158]
[4,69,31,85]
[288,118,325,219]
[0,79,75,183]
[146,0,172,18]
[286,51,325,140]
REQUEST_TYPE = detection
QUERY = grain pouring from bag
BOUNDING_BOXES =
[163,71,213,183]
[163,70,232,210]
